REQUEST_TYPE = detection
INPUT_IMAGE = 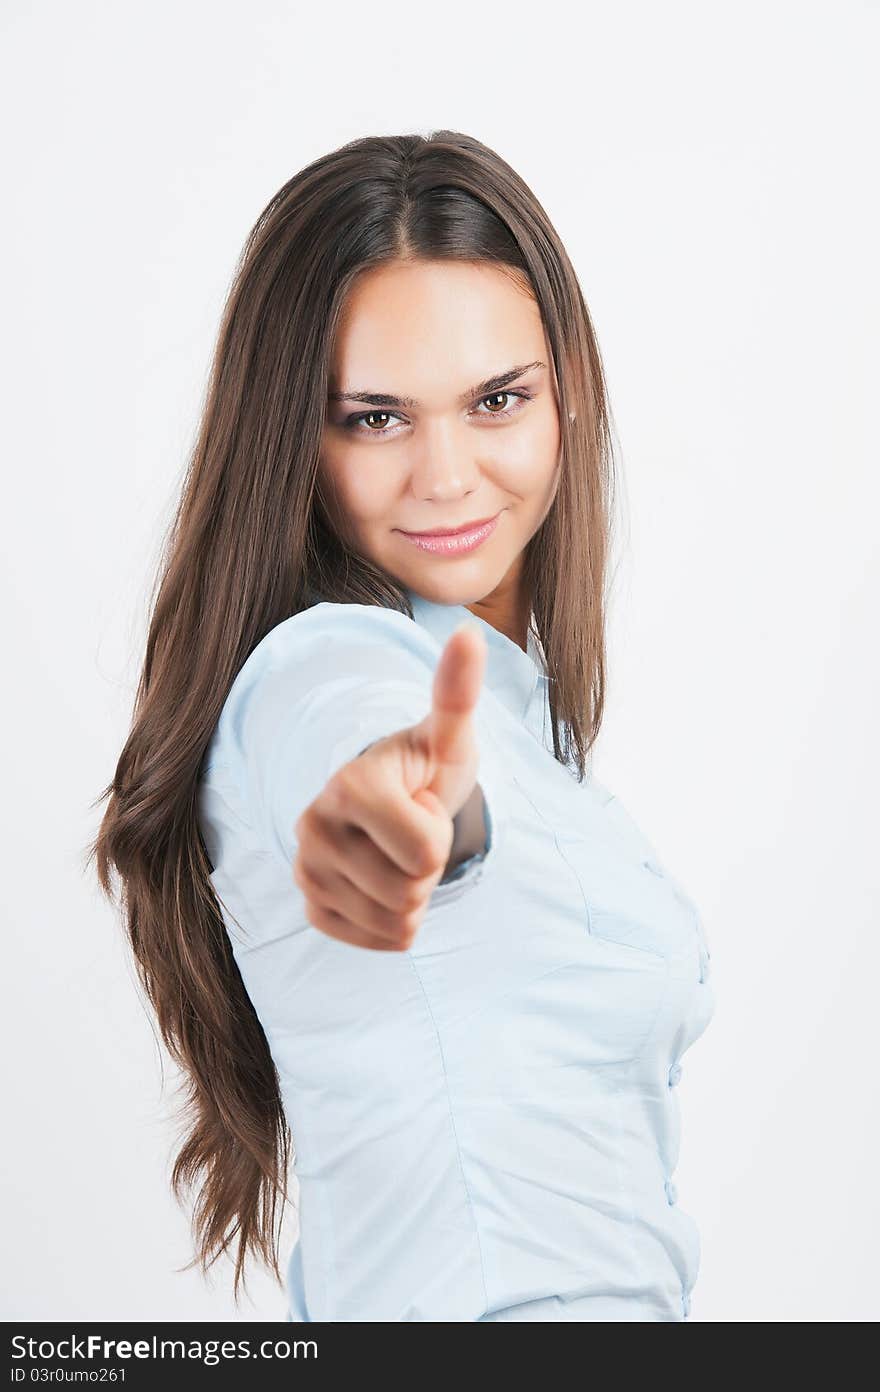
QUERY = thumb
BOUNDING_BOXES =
[411,786,447,819]
[424,619,487,774]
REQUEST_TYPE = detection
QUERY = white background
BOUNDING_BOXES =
[2,0,877,1322]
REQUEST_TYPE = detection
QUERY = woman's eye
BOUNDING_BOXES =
[347,409,402,434]
[343,388,533,436]
[475,389,528,417]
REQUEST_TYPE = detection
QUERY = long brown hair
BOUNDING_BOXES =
[86,129,619,1305]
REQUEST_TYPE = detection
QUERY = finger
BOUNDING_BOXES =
[296,811,441,921]
[323,759,452,879]
[427,623,487,769]
[301,897,415,952]
[335,813,444,911]
[294,853,422,946]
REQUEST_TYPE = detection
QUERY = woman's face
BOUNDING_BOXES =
[319,259,562,634]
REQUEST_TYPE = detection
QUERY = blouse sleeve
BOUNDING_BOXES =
[220,602,502,881]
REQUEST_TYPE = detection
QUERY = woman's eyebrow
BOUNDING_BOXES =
[327,361,546,409]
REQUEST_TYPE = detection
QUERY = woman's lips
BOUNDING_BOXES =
[395,511,502,555]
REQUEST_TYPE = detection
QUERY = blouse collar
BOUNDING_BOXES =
[406,588,549,725]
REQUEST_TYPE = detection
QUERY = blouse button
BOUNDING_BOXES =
[668,1062,683,1088]
[664,1178,678,1206]
[698,943,711,983]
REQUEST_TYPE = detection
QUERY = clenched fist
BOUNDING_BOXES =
[292,619,488,951]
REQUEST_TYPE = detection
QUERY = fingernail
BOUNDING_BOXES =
[452,619,483,639]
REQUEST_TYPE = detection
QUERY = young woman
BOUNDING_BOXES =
[91,129,715,1322]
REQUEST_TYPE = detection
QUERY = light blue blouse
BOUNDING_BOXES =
[196,591,715,1322]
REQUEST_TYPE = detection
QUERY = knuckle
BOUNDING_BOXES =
[295,858,325,902]
[309,901,342,937]
[336,761,363,796]
[303,897,322,928]
[327,766,360,815]
[403,903,425,935]
[375,902,420,945]
[398,880,428,913]
[406,904,425,934]
[414,836,446,879]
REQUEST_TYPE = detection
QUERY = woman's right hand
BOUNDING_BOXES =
[291,620,488,951]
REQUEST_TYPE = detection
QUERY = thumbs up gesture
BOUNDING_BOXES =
[292,621,488,951]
